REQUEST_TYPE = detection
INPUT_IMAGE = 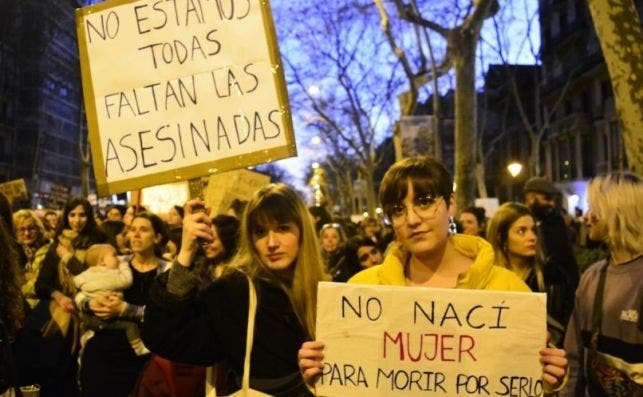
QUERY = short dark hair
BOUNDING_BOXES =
[461,206,486,226]
[100,220,126,249]
[380,156,452,215]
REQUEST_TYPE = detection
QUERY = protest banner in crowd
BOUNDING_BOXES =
[76,0,295,196]
[316,282,547,397]
[0,178,28,204]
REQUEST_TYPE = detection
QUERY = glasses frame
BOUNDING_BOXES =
[386,195,443,226]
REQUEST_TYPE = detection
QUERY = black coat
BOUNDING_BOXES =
[0,319,18,395]
[143,269,313,396]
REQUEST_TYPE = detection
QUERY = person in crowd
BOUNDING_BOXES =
[562,172,642,396]
[78,211,170,397]
[298,156,568,392]
[573,207,588,248]
[43,210,59,240]
[351,236,384,270]
[227,198,248,219]
[361,215,393,253]
[136,215,241,397]
[143,183,326,396]
[74,244,148,356]
[0,193,25,265]
[12,210,51,309]
[523,176,579,326]
[458,205,487,237]
[0,219,24,397]
[336,236,384,282]
[201,214,241,280]
[487,202,575,346]
[163,226,183,262]
[308,205,332,234]
[105,205,125,222]
[33,196,106,397]
[100,219,130,255]
[123,204,147,226]
[167,205,184,231]
[319,222,350,281]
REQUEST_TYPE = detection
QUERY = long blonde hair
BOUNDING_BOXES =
[587,172,643,257]
[232,183,327,337]
[487,202,545,292]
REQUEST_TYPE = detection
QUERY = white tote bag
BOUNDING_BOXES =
[205,277,271,397]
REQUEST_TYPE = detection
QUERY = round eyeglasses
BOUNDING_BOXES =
[386,195,442,226]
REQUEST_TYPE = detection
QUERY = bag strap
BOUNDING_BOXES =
[241,276,258,390]
[590,260,609,348]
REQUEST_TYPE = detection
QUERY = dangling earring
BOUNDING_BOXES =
[448,216,457,235]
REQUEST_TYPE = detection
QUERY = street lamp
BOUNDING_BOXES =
[507,162,523,178]
[506,161,523,202]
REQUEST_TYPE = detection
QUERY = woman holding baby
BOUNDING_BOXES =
[77,211,171,397]
[33,196,106,397]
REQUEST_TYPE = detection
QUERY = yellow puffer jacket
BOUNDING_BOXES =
[349,234,530,292]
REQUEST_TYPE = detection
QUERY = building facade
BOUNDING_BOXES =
[0,0,91,208]
[538,0,643,208]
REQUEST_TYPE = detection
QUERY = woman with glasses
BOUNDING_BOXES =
[298,156,568,392]
[13,210,51,309]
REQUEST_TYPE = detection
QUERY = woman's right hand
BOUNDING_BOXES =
[298,340,326,386]
[176,199,213,267]
[52,291,76,313]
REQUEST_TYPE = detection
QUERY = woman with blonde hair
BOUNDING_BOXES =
[13,209,51,308]
[563,172,643,396]
[487,202,575,345]
[144,183,326,395]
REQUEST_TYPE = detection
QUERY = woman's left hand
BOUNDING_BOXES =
[56,243,71,259]
[89,292,126,319]
[539,347,567,386]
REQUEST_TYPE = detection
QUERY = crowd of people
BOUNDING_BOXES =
[0,156,640,397]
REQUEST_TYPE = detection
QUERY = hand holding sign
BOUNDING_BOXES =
[176,199,212,267]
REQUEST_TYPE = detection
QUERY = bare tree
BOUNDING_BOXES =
[587,0,643,174]
[278,1,403,215]
[374,0,500,211]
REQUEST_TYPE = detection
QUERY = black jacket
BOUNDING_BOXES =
[0,319,18,395]
[143,268,313,396]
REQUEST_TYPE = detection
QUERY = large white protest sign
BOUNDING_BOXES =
[316,282,547,397]
[76,0,295,196]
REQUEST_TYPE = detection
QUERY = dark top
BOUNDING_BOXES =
[79,261,161,397]
[143,268,313,396]
[534,209,579,331]
[0,319,18,395]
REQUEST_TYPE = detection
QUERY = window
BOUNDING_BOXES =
[609,121,622,170]
[601,81,613,101]
[581,133,594,177]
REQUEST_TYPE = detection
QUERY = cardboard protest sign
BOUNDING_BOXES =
[0,179,28,204]
[76,0,296,197]
[400,115,436,158]
[203,168,270,214]
[316,282,547,397]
